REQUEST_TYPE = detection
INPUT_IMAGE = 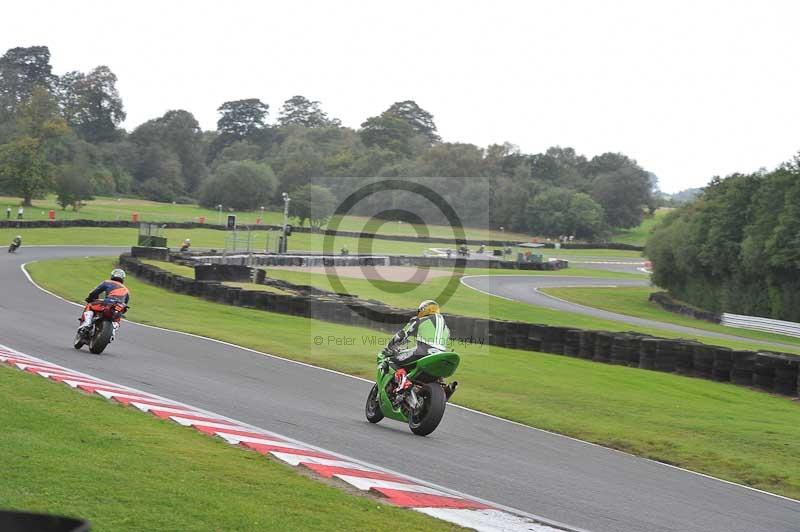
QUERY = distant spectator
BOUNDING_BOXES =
[17,207,23,220]
[5,207,10,219]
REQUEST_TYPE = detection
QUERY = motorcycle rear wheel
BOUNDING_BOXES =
[89,321,113,354]
[365,384,384,423]
[408,383,446,436]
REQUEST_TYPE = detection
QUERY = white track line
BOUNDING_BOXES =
[19,261,800,508]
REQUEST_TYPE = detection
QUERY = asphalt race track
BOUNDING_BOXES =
[2,247,799,532]
[461,274,800,350]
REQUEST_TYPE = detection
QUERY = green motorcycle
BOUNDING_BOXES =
[365,349,459,436]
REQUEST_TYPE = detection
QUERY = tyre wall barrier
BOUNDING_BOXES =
[648,292,721,323]
[119,252,800,398]
[176,251,568,272]
[131,246,170,261]
[389,255,568,270]
[195,264,254,282]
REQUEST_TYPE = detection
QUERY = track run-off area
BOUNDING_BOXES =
[2,247,800,532]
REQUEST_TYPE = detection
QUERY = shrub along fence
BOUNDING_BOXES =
[119,252,800,398]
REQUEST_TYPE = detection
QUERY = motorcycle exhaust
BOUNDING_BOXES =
[445,381,458,400]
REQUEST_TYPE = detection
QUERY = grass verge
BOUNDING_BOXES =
[25,256,800,499]
[0,365,458,531]
[0,193,530,242]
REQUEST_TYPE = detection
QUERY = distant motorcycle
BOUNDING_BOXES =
[365,348,459,436]
[74,300,128,354]
[8,237,21,253]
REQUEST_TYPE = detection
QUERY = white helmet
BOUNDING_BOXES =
[110,268,126,282]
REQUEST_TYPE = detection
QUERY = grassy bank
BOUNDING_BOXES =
[26,256,800,499]
[0,365,457,531]
[608,208,672,246]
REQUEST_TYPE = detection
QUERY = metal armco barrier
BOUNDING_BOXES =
[721,313,800,339]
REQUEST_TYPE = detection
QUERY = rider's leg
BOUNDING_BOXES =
[78,306,94,331]
[392,344,430,390]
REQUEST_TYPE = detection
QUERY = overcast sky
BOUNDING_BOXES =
[4,0,799,192]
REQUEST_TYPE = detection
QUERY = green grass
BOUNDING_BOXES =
[0,226,504,256]
[26,256,800,499]
[540,286,800,349]
[608,208,672,246]
[0,365,459,531]
[1,194,530,242]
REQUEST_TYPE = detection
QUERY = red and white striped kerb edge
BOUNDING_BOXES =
[0,345,572,532]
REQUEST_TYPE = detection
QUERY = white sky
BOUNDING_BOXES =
[4,0,800,192]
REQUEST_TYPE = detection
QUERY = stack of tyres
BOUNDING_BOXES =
[654,339,679,372]
[639,338,659,370]
[674,342,695,375]
[711,347,733,382]
[593,332,613,362]
[731,350,756,385]
[772,354,799,396]
[577,331,597,359]
[563,330,582,357]
[691,344,714,378]
[753,353,777,391]
[609,334,633,365]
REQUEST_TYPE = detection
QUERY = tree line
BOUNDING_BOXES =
[646,154,800,321]
[0,45,660,238]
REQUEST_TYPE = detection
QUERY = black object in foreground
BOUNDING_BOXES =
[0,510,90,532]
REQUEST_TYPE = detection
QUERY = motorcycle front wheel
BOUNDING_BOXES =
[73,332,85,350]
[408,383,446,436]
[365,384,384,423]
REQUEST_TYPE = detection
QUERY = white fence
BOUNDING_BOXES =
[721,313,800,339]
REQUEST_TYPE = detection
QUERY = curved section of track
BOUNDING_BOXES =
[461,274,799,350]
[2,248,799,532]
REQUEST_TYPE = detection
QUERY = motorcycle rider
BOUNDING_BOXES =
[9,235,22,252]
[384,300,450,392]
[180,238,191,252]
[77,268,130,336]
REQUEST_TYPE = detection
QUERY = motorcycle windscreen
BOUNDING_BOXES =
[414,352,460,378]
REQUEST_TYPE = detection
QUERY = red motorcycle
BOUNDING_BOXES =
[74,300,128,354]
